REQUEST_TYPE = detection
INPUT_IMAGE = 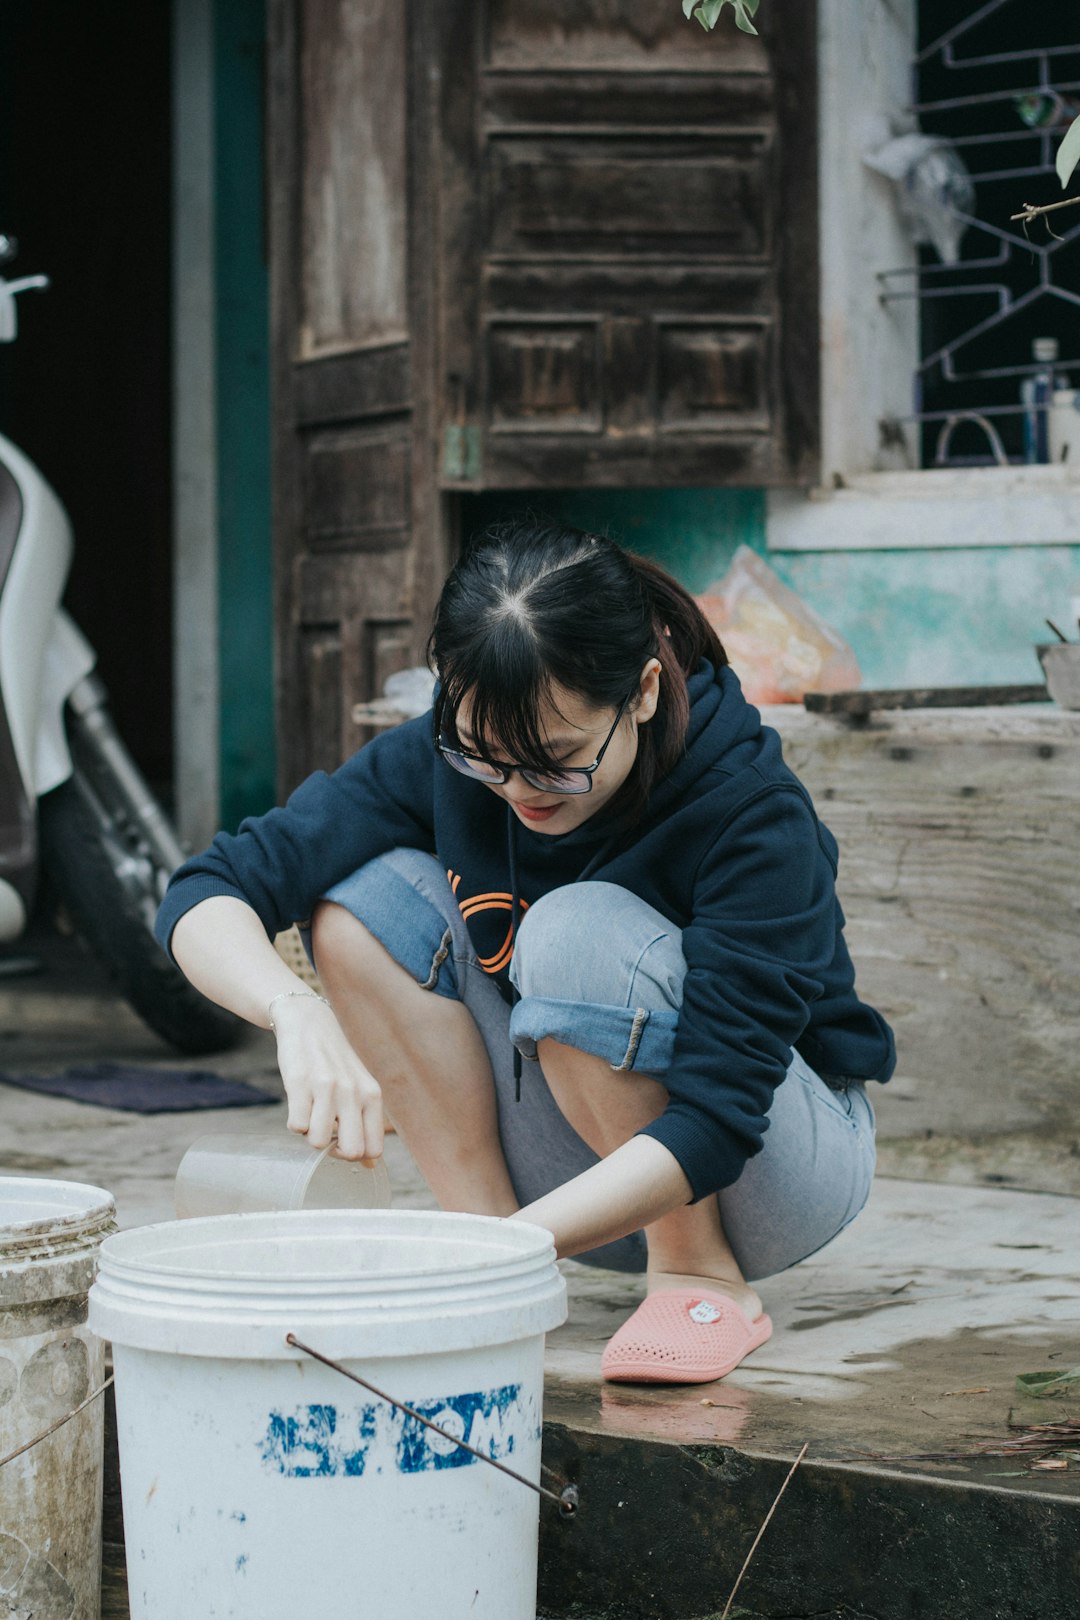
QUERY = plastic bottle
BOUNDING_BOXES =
[1048,389,1080,465]
[1022,338,1067,464]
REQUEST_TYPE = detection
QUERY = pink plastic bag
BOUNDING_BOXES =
[695,547,861,704]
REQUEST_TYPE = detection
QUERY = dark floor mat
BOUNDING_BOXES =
[0,1061,276,1113]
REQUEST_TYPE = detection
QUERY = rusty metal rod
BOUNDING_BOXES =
[285,1334,579,1518]
[0,1373,115,1470]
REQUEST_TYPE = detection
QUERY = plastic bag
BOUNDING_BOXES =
[383,666,436,717]
[695,547,861,704]
[864,133,974,266]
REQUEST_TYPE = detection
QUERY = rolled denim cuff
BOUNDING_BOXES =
[318,851,464,1001]
[509,994,679,1076]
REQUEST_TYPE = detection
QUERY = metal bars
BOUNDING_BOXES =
[877,0,1080,466]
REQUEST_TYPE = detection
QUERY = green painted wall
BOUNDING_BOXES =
[463,490,1074,692]
[214,0,275,830]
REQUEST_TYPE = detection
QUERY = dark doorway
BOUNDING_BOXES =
[0,0,173,789]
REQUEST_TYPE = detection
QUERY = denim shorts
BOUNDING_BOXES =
[317,848,877,1280]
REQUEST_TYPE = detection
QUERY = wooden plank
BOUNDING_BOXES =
[772,0,820,482]
[294,344,410,427]
[298,0,408,356]
[463,429,791,489]
[483,71,776,129]
[268,0,305,796]
[484,262,773,319]
[764,705,1080,1131]
[269,0,452,798]
[805,684,1049,717]
[485,0,768,71]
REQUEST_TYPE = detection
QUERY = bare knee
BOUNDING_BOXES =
[537,1035,669,1112]
[310,900,393,987]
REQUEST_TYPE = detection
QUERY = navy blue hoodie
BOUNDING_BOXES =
[156,664,895,1200]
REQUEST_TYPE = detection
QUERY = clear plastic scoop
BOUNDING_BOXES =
[174,1132,392,1219]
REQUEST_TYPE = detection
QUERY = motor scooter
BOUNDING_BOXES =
[0,236,238,1053]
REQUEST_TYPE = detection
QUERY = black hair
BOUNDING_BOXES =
[428,518,728,819]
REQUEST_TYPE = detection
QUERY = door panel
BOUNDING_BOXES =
[298,0,408,355]
[301,425,412,553]
[270,0,445,792]
[486,0,764,70]
[435,0,818,490]
[487,135,770,257]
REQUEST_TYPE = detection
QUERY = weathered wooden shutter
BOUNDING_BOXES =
[433,0,818,490]
[269,0,818,790]
[268,0,447,791]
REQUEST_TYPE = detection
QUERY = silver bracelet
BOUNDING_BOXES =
[267,989,331,1032]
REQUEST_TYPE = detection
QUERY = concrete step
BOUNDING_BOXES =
[536,1423,1078,1620]
[535,1178,1080,1620]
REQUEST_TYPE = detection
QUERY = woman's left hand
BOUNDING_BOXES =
[514,1135,691,1258]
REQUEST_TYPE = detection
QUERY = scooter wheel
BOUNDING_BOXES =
[38,777,243,1055]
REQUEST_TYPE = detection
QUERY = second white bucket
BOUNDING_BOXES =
[89,1208,567,1620]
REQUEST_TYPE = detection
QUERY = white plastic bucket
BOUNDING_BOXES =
[89,1208,567,1620]
[0,1176,116,1620]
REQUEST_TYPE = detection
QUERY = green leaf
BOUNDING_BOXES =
[693,0,726,30]
[688,0,758,32]
[1056,113,1080,188]
[1015,1367,1080,1398]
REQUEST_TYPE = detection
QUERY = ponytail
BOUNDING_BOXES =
[624,553,728,807]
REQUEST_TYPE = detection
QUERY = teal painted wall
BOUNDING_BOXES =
[771,544,1080,690]
[214,0,275,830]
[463,490,1075,692]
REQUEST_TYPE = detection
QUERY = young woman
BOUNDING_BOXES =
[159,520,894,1385]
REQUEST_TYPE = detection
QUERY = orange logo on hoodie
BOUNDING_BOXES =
[448,870,528,976]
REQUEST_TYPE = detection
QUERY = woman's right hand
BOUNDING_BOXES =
[270,994,385,1165]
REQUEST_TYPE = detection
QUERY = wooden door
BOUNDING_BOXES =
[268,0,447,792]
[269,0,819,790]
[433,0,819,490]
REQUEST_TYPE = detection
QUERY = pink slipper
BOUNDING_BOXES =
[601,1288,773,1385]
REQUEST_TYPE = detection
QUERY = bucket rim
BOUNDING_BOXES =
[0,1175,116,1247]
[97,1207,557,1284]
[90,1210,568,1358]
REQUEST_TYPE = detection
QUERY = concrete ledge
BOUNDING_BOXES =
[537,1426,1079,1620]
[537,1177,1080,1619]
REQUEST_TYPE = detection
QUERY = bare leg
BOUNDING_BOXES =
[537,1036,763,1318]
[311,901,519,1217]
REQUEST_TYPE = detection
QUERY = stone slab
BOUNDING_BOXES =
[760,704,1080,1199]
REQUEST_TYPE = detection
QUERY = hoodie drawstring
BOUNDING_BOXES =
[507,809,523,1100]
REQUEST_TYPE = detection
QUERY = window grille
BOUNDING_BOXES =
[879,0,1080,468]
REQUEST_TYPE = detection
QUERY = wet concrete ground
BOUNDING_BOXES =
[1,923,1077,1480]
[2,923,1078,1617]
[549,1179,1079,1490]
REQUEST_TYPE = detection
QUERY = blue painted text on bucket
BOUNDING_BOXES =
[259,1383,537,1478]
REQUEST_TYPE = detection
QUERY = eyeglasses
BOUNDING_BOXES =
[438,693,633,796]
